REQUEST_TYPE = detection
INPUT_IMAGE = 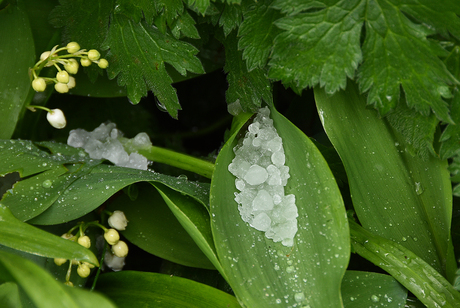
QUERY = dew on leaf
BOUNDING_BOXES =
[42,180,52,188]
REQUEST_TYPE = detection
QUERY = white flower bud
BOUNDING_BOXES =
[66,42,80,54]
[46,108,66,129]
[54,258,67,266]
[64,281,74,287]
[80,57,92,67]
[112,240,128,258]
[77,263,91,278]
[54,82,69,93]
[97,58,108,69]
[64,59,79,74]
[56,71,69,83]
[40,51,51,61]
[104,251,125,271]
[32,78,47,92]
[108,211,128,231]
[67,76,76,89]
[104,228,120,245]
[87,49,100,61]
[77,235,91,248]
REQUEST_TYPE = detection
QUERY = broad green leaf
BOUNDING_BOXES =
[0,139,211,224]
[210,106,349,307]
[342,271,407,307]
[219,2,243,36]
[186,0,211,15]
[0,250,115,308]
[0,282,21,308]
[238,0,282,71]
[152,182,223,272]
[0,2,35,139]
[315,80,457,280]
[101,14,204,118]
[106,183,214,269]
[0,204,99,266]
[49,0,113,49]
[349,219,460,308]
[223,32,272,113]
[96,271,241,308]
[114,0,157,23]
[269,0,457,122]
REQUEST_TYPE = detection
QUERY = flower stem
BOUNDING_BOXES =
[137,146,215,179]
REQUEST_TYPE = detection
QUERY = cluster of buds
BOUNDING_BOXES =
[28,42,108,129]
[53,210,128,286]
[30,42,108,94]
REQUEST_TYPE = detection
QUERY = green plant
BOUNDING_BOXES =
[1,0,460,307]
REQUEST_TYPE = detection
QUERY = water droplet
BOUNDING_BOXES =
[370,295,380,302]
[286,266,295,273]
[42,180,52,188]
[415,182,423,195]
[402,237,407,242]
[155,97,168,112]
[294,292,305,302]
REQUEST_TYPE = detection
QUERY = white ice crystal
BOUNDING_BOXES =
[228,107,298,246]
[67,122,151,170]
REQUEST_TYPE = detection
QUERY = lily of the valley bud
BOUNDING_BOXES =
[54,258,67,266]
[104,251,125,272]
[97,58,109,69]
[64,59,79,74]
[67,76,76,89]
[32,78,47,92]
[112,240,129,258]
[77,263,91,278]
[77,235,91,248]
[54,82,69,93]
[108,210,128,231]
[104,228,120,245]
[47,108,66,129]
[56,70,69,83]
[66,42,80,54]
[87,49,100,61]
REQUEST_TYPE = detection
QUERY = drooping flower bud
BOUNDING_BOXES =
[112,240,128,258]
[108,211,128,231]
[77,235,91,248]
[104,228,120,245]
[66,42,80,54]
[32,78,47,92]
[46,108,66,129]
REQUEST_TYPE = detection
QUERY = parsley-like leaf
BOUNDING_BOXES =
[238,0,282,71]
[269,0,459,122]
[186,0,211,15]
[101,14,204,118]
[219,2,243,36]
[49,0,114,48]
[113,0,156,24]
[223,32,272,112]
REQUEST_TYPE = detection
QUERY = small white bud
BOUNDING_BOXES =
[87,49,100,61]
[64,59,79,74]
[112,240,128,258]
[64,281,74,287]
[77,235,91,248]
[32,78,47,92]
[67,76,76,89]
[77,263,91,278]
[56,71,69,83]
[97,58,108,69]
[54,258,67,266]
[54,82,69,93]
[104,251,125,271]
[108,211,128,231]
[104,228,120,245]
[66,42,80,54]
[80,57,92,67]
[46,108,66,129]
[40,51,51,61]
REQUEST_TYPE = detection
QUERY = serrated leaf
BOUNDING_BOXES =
[101,14,204,118]
[171,10,200,39]
[49,0,113,48]
[0,2,35,139]
[186,0,212,15]
[238,0,283,71]
[96,271,240,308]
[219,2,243,37]
[113,0,156,24]
[269,0,365,94]
[210,107,349,307]
[223,32,272,112]
[269,0,458,122]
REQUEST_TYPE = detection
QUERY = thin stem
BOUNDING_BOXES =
[90,242,108,291]
[137,146,215,179]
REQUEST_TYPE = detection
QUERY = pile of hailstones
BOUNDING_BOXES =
[228,107,298,247]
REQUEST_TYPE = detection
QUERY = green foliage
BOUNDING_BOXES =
[2,0,460,307]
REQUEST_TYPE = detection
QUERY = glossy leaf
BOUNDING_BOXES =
[0,204,98,266]
[0,250,115,308]
[0,2,35,139]
[210,107,349,307]
[96,271,240,308]
[152,182,223,272]
[0,282,21,308]
[106,183,214,269]
[315,81,456,279]
[349,219,460,308]
[342,271,407,307]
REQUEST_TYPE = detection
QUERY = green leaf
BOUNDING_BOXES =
[223,31,272,113]
[342,271,407,307]
[0,204,98,266]
[49,0,114,48]
[0,282,21,308]
[186,0,211,15]
[349,219,460,308]
[0,2,35,139]
[0,250,115,308]
[269,0,457,122]
[210,106,349,307]
[106,183,214,269]
[314,80,457,280]
[218,2,243,37]
[170,10,200,39]
[96,271,241,308]
[101,14,204,118]
[269,0,365,94]
[152,182,223,272]
[113,0,157,23]
[238,0,283,71]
